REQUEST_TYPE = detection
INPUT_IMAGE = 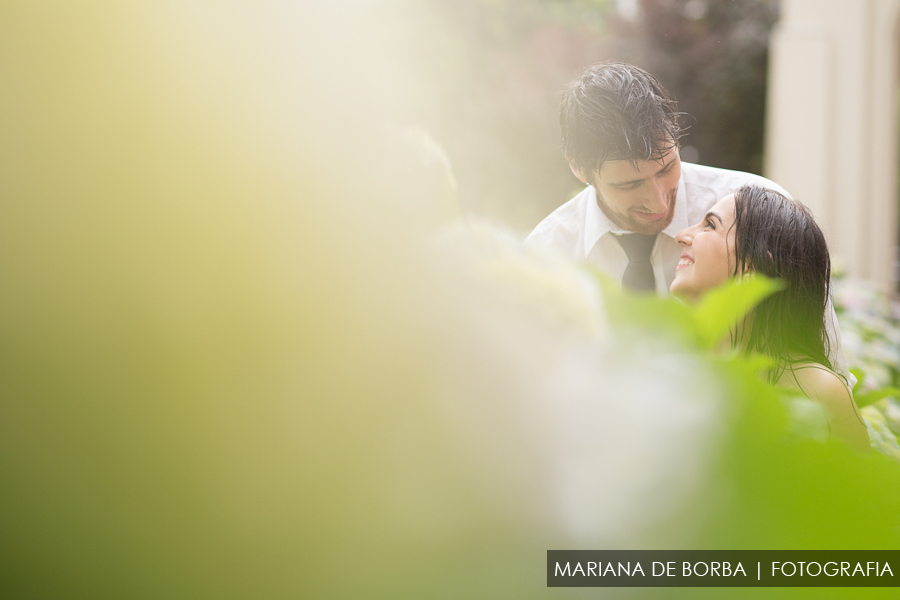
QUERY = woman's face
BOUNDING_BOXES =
[671,193,737,302]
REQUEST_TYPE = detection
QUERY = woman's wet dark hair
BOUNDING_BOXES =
[730,185,834,382]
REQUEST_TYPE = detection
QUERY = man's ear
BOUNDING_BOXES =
[568,158,590,185]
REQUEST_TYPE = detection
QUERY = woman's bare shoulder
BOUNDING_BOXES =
[783,362,870,451]
[782,363,854,413]
[788,362,848,391]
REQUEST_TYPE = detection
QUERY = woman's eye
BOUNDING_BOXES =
[705,219,715,230]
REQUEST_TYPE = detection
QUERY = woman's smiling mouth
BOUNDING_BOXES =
[676,252,694,271]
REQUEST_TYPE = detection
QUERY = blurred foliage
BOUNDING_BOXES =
[596,276,900,556]
[598,271,782,350]
[834,277,900,462]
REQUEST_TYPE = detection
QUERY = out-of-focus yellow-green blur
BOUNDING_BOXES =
[0,2,457,597]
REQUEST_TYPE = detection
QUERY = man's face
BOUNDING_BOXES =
[577,146,681,235]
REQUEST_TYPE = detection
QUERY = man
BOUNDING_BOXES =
[526,62,851,380]
[526,62,789,295]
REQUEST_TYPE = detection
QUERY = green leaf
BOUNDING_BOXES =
[855,387,900,409]
[849,367,866,394]
[692,276,783,349]
[591,268,700,344]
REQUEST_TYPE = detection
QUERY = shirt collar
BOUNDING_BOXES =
[581,174,690,257]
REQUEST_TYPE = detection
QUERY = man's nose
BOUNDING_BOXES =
[644,178,668,213]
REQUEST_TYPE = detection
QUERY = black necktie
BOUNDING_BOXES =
[616,233,657,293]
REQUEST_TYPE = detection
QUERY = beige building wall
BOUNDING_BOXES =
[765,0,900,291]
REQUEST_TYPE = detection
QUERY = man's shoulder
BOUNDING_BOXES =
[523,186,591,251]
[681,162,791,199]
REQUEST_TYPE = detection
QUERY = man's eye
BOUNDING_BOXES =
[617,182,641,190]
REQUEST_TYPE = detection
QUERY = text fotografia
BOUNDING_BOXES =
[773,561,893,577]
[546,550,900,588]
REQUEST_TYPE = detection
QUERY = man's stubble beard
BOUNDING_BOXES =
[595,188,677,236]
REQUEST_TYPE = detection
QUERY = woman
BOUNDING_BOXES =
[671,185,869,451]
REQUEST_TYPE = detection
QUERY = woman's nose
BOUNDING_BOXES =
[675,227,692,247]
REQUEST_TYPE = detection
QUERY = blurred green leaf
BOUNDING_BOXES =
[850,367,866,394]
[693,275,783,349]
[856,387,900,409]
[592,268,700,344]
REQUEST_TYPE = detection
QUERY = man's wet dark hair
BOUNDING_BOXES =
[560,62,683,174]
[730,185,835,382]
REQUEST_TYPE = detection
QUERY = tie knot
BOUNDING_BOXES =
[616,233,657,262]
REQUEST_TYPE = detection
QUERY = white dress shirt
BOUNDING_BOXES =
[524,161,852,382]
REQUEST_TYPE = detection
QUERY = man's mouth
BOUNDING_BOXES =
[635,208,668,222]
[634,197,672,222]
[676,253,694,271]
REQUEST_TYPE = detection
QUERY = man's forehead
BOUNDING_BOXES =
[598,147,678,180]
